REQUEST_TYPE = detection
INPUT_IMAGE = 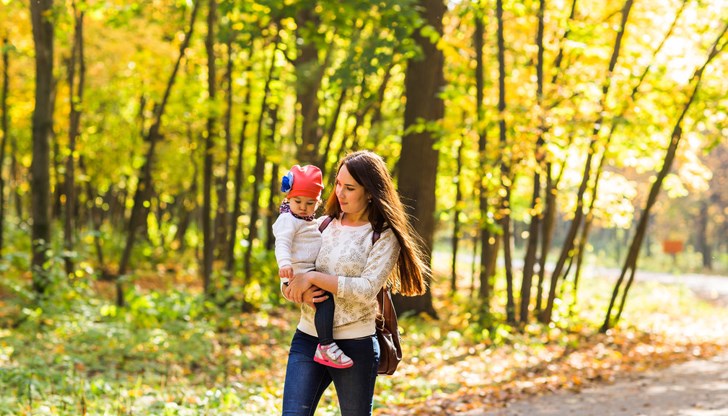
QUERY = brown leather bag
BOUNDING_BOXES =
[376,287,402,375]
[319,216,403,375]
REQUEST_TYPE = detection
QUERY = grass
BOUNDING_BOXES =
[0,260,726,415]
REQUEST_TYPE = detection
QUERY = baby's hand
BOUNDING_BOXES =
[279,266,293,280]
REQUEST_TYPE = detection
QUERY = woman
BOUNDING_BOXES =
[282,150,429,416]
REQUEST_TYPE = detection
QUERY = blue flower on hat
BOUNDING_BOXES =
[281,171,294,193]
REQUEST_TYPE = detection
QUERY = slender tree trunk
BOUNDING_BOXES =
[697,200,711,270]
[450,137,464,295]
[11,126,21,219]
[64,3,85,277]
[30,0,55,294]
[535,162,555,312]
[117,1,200,306]
[520,0,546,324]
[0,36,9,257]
[395,0,445,319]
[215,38,234,263]
[319,87,347,179]
[470,229,479,297]
[473,6,493,313]
[225,58,252,286]
[602,23,727,331]
[534,0,578,312]
[368,61,395,148]
[201,0,218,295]
[492,0,515,324]
[494,0,515,324]
[174,126,200,252]
[79,157,108,277]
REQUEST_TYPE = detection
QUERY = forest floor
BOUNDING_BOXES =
[466,351,728,415]
[460,270,728,416]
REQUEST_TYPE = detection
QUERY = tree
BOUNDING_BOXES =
[30,0,55,295]
[540,0,634,324]
[602,22,728,331]
[202,0,218,295]
[63,0,85,277]
[116,1,201,306]
[396,0,446,318]
[0,36,10,257]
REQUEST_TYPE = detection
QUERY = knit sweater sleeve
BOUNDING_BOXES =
[336,228,400,302]
[272,213,297,268]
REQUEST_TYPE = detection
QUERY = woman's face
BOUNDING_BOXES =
[335,164,370,217]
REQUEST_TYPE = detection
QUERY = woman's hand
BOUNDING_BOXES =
[287,272,314,303]
[303,287,328,308]
[283,284,328,307]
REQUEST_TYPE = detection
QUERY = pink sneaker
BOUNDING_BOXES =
[313,342,354,369]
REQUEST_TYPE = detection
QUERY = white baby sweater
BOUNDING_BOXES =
[297,217,401,340]
[272,213,322,276]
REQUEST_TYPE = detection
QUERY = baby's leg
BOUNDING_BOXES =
[313,294,353,369]
[314,293,334,345]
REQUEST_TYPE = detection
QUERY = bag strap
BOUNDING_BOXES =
[318,216,335,233]
[378,286,401,347]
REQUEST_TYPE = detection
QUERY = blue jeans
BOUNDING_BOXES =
[282,330,380,416]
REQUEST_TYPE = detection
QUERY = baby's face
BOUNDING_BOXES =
[288,196,319,217]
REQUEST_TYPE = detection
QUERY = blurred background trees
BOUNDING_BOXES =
[1,0,726,328]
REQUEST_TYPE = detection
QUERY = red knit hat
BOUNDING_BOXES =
[283,165,324,200]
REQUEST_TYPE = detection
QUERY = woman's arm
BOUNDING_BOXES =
[286,270,339,303]
[287,229,400,303]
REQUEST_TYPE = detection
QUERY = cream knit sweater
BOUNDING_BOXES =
[271,212,321,276]
[297,216,400,340]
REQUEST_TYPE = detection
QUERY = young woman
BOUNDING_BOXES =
[282,150,429,416]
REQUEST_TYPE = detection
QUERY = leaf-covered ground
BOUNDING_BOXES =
[1,273,726,415]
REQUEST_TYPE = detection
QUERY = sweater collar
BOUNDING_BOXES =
[280,201,315,222]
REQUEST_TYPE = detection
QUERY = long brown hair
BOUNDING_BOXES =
[324,150,429,296]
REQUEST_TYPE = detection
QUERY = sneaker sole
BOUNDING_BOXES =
[314,355,354,369]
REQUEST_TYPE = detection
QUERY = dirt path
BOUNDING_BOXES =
[461,352,728,416]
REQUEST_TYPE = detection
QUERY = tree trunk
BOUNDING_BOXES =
[215,38,234,263]
[602,23,727,331]
[78,157,108,277]
[30,0,55,295]
[201,0,218,296]
[225,57,252,286]
[0,36,9,257]
[174,128,200,252]
[535,162,555,313]
[64,2,85,277]
[493,0,516,324]
[395,0,445,319]
[519,0,547,324]
[697,200,711,270]
[473,6,493,313]
[319,87,347,179]
[450,137,464,294]
[295,8,324,164]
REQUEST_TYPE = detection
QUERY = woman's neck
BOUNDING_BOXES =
[341,211,369,226]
